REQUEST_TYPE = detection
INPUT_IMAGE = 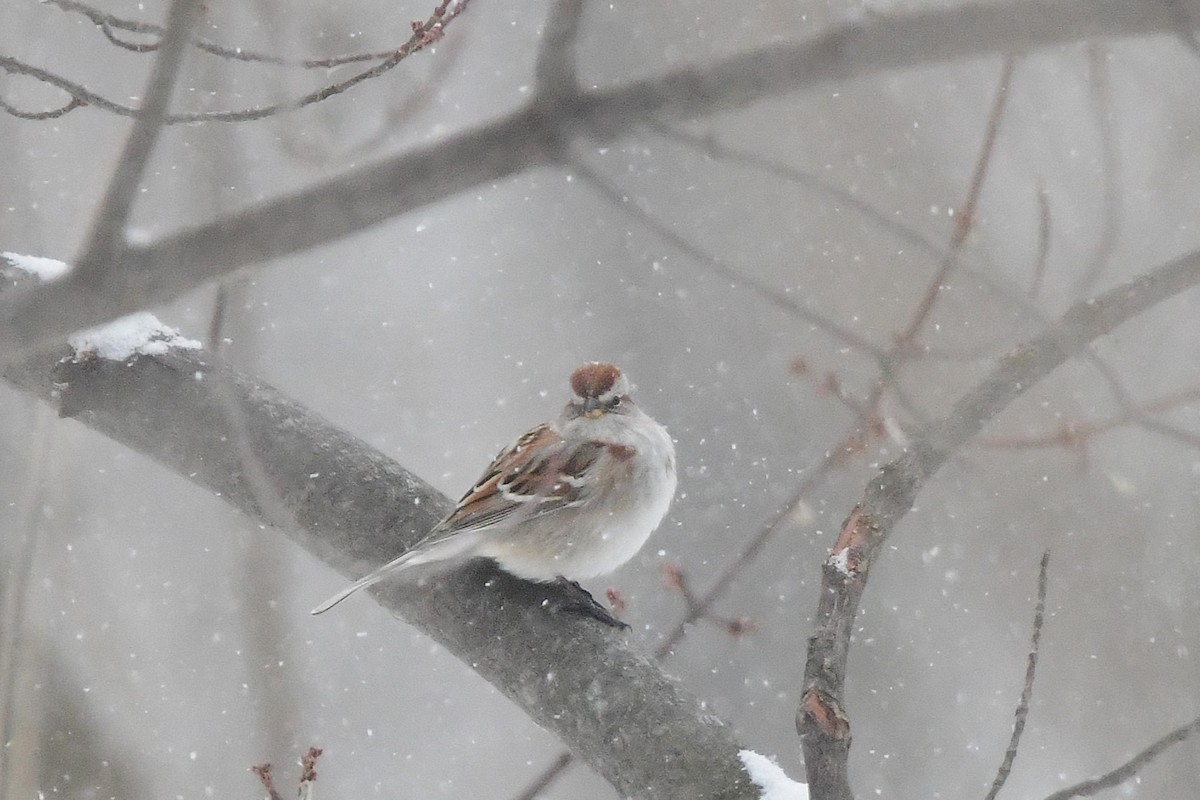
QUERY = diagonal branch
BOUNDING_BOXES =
[798,246,1200,800]
[0,0,1195,361]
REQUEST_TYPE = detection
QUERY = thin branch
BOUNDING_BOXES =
[168,0,470,125]
[534,0,585,99]
[251,764,285,800]
[0,0,471,123]
[0,54,144,116]
[510,752,574,800]
[641,118,947,264]
[798,247,1200,800]
[1074,43,1122,294]
[895,54,1016,347]
[0,405,55,800]
[1028,184,1052,298]
[206,285,297,530]
[1135,417,1200,451]
[983,550,1050,800]
[0,93,85,120]
[663,564,759,638]
[568,157,888,362]
[46,0,406,67]
[979,386,1200,450]
[1042,713,1200,800]
[75,0,204,284]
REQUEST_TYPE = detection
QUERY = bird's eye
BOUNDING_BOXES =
[607,396,622,409]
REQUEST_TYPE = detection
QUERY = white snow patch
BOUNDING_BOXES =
[828,548,852,575]
[739,750,808,800]
[68,312,201,362]
[2,251,71,281]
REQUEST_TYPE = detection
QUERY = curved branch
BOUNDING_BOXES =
[798,247,1200,799]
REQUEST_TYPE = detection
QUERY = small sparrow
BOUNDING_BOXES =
[311,362,677,617]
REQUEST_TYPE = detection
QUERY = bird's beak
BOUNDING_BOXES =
[583,397,604,418]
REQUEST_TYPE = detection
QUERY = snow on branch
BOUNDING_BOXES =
[3,252,201,362]
[67,312,200,362]
[2,252,71,282]
[739,751,809,800]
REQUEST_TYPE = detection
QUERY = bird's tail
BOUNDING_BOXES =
[310,532,481,615]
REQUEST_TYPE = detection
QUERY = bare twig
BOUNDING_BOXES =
[1043,713,1200,800]
[46,0,406,67]
[979,386,1200,450]
[568,157,889,362]
[0,94,85,120]
[642,119,947,264]
[206,286,297,530]
[1028,184,1052,298]
[1,0,471,123]
[298,746,322,800]
[663,564,759,638]
[895,55,1016,347]
[798,247,1200,800]
[0,406,55,800]
[510,752,574,800]
[251,763,285,800]
[983,550,1050,800]
[1074,43,1121,294]
[74,0,204,285]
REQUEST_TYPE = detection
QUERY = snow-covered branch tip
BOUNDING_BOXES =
[2,251,72,282]
[2,251,201,363]
[739,751,808,800]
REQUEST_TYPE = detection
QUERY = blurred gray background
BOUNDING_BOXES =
[2,0,1200,797]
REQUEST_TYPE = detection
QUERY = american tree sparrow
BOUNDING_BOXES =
[311,362,677,620]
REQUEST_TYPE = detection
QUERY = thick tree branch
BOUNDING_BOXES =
[0,0,1194,360]
[798,247,1200,799]
[0,337,754,800]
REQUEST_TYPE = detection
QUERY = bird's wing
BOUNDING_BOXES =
[424,423,606,541]
[310,425,610,615]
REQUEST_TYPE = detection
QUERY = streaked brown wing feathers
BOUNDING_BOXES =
[432,424,606,537]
